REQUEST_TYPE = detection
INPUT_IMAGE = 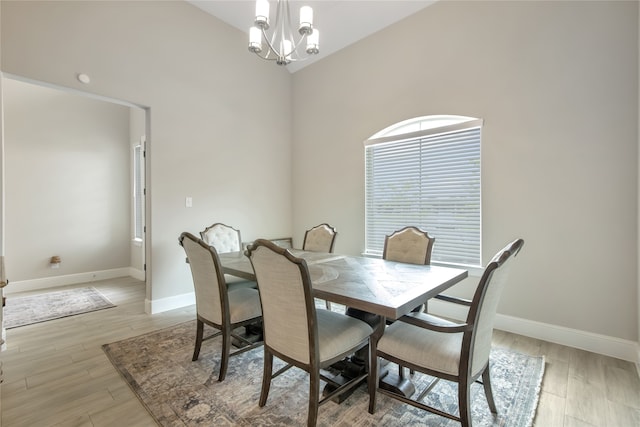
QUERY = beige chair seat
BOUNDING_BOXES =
[228,288,262,323]
[227,277,260,292]
[378,314,463,377]
[316,309,373,363]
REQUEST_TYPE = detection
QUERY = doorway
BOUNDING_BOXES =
[1,74,148,294]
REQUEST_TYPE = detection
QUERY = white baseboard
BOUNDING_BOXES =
[146,291,195,314]
[5,268,132,294]
[429,299,640,364]
[128,267,145,281]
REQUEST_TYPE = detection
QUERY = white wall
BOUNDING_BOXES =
[0,1,292,306]
[292,1,639,346]
[3,78,131,283]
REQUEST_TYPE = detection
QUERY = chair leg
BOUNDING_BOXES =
[368,340,378,414]
[308,369,320,427]
[459,378,472,427]
[259,349,273,407]
[482,367,498,414]
[192,318,204,361]
[218,325,231,382]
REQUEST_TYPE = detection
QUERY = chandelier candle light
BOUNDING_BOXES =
[248,0,319,66]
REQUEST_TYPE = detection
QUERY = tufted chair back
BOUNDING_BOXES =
[302,223,337,253]
[383,226,434,265]
[200,223,242,253]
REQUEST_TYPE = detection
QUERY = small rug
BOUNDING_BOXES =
[4,287,116,329]
[103,320,544,426]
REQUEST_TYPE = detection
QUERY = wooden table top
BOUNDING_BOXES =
[218,250,468,320]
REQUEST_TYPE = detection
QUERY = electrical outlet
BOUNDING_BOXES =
[186,197,193,208]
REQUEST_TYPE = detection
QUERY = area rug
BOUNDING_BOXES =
[103,320,544,426]
[4,287,116,329]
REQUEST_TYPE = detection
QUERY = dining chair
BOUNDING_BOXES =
[367,226,436,377]
[179,232,263,382]
[246,239,375,427]
[302,223,337,253]
[303,223,338,310]
[383,225,435,314]
[200,222,257,291]
[383,225,435,266]
[369,238,525,427]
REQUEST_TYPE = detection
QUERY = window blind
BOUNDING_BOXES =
[365,124,481,266]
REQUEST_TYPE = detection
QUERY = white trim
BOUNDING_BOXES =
[366,116,483,145]
[430,299,640,363]
[2,72,147,109]
[146,291,195,314]
[128,267,145,281]
[5,268,131,294]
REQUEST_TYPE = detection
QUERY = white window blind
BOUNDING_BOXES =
[365,117,482,266]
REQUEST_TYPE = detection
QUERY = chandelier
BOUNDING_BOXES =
[248,0,319,66]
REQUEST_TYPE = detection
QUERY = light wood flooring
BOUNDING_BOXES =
[0,277,638,426]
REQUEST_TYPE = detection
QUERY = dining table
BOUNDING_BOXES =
[219,249,467,319]
[217,248,468,398]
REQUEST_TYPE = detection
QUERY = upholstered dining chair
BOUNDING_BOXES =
[200,222,257,291]
[179,232,263,382]
[383,226,435,314]
[246,239,375,427]
[369,238,525,427]
[303,223,338,310]
[383,225,435,266]
[302,223,337,253]
[200,222,243,252]
[378,226,436,377]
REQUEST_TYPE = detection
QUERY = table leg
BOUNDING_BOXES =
[321,308,417,401]
[231,323,263,348]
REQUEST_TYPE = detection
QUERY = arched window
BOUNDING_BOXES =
[364,115,482,267]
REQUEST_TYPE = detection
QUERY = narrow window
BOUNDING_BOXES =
[364,115,482,266]
[133,144,144,241]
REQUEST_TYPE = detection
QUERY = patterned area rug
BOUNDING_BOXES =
[4,287,116,329]
[103,320,544,426]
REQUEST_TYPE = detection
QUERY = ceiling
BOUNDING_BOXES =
[188,0,435,73]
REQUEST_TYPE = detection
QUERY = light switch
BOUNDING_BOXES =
[185,197,193,208]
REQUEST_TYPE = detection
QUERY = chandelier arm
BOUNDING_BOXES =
[255,31,308,62]
[289,34,308,54]
[260,27,280,59]
[249,0,318,65]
